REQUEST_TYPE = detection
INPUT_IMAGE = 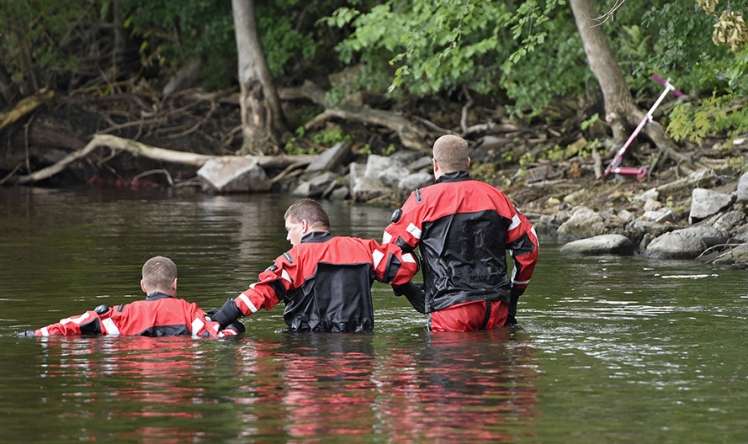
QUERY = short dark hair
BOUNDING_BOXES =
[142,256,177,290]
[284,199,330,228]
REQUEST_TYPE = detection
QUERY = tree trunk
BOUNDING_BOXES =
[569,0,634,143]
[0,63,17,105]
[112,0,126,78]
[231,0,287,155]
[569,0,692,167]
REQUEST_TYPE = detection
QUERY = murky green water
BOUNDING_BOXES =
[1,187,747,443]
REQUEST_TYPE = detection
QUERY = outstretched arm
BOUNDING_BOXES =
[211,250,301,329]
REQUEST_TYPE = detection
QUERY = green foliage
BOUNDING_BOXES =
[123,0,319,87]
[667,94,748,144]
[469,162,497,182]
[310,125,349,146]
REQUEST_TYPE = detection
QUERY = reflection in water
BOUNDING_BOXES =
[38,337,207,443]
[227,331,537,442]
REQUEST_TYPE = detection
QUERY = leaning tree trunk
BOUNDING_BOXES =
[231,0,288,155]
[570,0,692,166]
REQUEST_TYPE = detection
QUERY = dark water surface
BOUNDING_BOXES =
[1,188,747,443]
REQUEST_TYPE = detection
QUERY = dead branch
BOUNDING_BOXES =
[281,81,431,151]
[0,89,54,130]
[132,168,174,187]
[13,134,314,185]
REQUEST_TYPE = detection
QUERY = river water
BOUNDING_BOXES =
[0,187,746,443]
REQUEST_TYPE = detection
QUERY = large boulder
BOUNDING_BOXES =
[407,156,433,172]
[560,234,635,256]
[645,225,727,259]
[349,162,389,202]
[197,157,270,193]
[689,188,734,222]
[305,142,351,173]
[366,154,409,187]
[737,172,748,202]
[398,172,433,193]
[292,172,337,197]
[557,206,606,240]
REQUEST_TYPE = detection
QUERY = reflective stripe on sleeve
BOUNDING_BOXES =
[102,318,120,336]
[238,293,258,313]
[281,270,293,284]
[509,214,521,231]
[191,318,204,337]
[512,279,530,285]
[382,231,392,244]
[372,250,384,268]
[406,223,422,239]
[401,253,416,263]
[40,327,49,337]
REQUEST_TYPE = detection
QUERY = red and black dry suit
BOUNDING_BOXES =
[212,231,418,333]
[32,292,235,338]
[383,171,539,332]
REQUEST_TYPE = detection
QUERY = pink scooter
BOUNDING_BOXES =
[604,74,685,180]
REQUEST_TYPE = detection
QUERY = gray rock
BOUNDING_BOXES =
[292,172,336,197]
[643,199,662,211]
[625,219,673,244]
[563,189,588,206]
[645,225,727,259]
[732,223,748,243]
[365,155,409,187]
[641,208,674,223]
[557,206,606,240]
[197,157,270,193]
[330,186,349,200]
[560,234,635,256]
[390,150,422,164]
[306,142,351,173]
[635,188,659,202]
[689,188,734,222]
[407,156,433,172]
[349,162,389,202]
[618,209,634,224]
[737,172,748,202]
[712,210,746,234]
[712,243,748,267]
[398,172,433,193]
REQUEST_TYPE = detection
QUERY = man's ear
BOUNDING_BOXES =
[467,157,471,169]
[171,278,178,292]
[140,279,147,294]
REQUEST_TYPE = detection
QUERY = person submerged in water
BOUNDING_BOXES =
[20,256,243,338]
[210,199,419,333]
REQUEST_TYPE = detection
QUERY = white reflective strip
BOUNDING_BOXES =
[40,327,49,337]
[102,318,120,336]
[406,223,421,239]
[281,270,293,284]
[60,317,73,325]
[238,293,258,313]
[531,227,539,245]
[509,214,521,231]
[73,313,89,325]
[372,250,385,268]
[512,280,530,285]
[382,231,392,244]
[401,253,416,263]
[191,318,205,337]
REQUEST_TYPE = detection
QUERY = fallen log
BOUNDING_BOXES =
[12,134,314,185]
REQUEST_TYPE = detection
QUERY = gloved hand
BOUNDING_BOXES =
[207,298,244,329]
[223,319,246,336]
[507,287,524,326]
[392,282,426,314]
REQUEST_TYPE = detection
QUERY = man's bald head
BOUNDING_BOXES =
[433,135,470,174]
